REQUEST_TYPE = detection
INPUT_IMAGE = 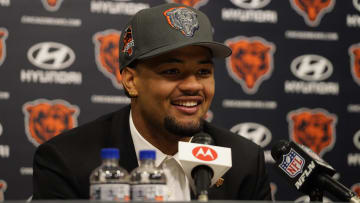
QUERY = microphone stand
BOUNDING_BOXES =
[309,187,323,202]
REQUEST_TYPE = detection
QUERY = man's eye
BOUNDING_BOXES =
[161,69,179,75]
[198,69,212,76]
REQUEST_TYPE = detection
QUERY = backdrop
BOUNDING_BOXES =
[0,0,360,201]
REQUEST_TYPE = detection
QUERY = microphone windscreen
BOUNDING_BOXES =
[192,132,214,145]
[271,139,290,161]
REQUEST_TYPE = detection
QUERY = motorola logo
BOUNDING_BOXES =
[192,146,218,161]
[354,130,360,150]
[291,55,333,82]
[27,42,75,70]
[230,0,271,9]
[230,122,272,148]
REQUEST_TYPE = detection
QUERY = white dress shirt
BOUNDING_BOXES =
[129,111,191,201]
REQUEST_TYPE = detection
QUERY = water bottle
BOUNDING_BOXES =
[130,150,167,201]
[90,148,130,201]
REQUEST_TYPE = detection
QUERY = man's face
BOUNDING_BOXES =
[132,45,214,137]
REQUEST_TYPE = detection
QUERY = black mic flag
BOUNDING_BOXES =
[271,140,360,203]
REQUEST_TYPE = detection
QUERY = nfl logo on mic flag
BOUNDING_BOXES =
[279,149,305,178]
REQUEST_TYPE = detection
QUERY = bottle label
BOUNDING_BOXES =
[131,184,167,202]
[90,183,130,201]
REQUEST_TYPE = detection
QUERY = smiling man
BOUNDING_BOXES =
[33,3,272,201]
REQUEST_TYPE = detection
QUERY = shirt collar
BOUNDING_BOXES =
[129,110,170,167]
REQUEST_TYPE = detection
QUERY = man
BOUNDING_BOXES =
[33,3,272,201]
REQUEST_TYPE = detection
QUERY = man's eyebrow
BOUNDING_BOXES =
[160,58,214,65]
[199,59,214,65]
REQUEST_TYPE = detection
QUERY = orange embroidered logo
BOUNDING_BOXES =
[167,0,208,9]
[41,0,64,12]
[290,0,335,27]
[225,36,275,94]
[23,99,79,146]
[93,29,123,89]
[288,108,337,156]
[349,44,360,86]
[0,28,8,67]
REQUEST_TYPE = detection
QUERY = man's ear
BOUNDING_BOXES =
[121,67,138,98]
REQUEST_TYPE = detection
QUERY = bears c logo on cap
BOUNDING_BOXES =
[287,108,337,156]
[23,99,79,147]
[349,43,360,86]
[225,36,275,94]
[93,29,123,89]
[290,0,335,27]
[0,28,8,67]
[164,7,199,37]
[166,0,209,9]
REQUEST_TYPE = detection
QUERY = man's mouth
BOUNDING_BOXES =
[172,100,199,107]
[171,98,203,114]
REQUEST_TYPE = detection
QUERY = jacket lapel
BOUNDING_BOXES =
[108,105,138,172]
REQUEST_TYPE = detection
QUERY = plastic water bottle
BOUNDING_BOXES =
[130,150,167,201]
[90,148,130,201]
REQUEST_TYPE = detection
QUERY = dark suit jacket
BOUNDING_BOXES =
[33,105,271,200]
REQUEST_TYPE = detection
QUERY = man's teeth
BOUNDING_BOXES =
[175,101,198,107]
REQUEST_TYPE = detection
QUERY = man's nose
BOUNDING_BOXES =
[178,75,203,94]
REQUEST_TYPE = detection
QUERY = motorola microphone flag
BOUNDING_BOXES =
[178,141,232,192]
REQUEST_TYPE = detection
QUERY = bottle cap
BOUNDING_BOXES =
[139,150,156,160]
[101,148,120,159]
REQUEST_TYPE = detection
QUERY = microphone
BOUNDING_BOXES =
[271,140,360,203]
[191,133,214,201]
[178,132,232,201]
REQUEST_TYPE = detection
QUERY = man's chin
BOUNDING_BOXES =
[164,116,204,138]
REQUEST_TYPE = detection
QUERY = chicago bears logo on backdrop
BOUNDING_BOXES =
[164,7,199,37]
[0,28,8,67]
[0,180,6,201]
[225,36,275,94]
[290,0,335,27]
[41,0,64,12]
[93,29,123,89]
[23,99,79,147]
[288,108,337,156]
[349,43,360,86]
[351,183,360,197]
[166,0,209,9]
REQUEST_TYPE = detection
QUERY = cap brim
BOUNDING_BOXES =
[138,41,232,60]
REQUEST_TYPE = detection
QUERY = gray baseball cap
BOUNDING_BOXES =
[119,3,232,70]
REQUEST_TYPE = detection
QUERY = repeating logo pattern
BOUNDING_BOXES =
[351,183,360,197]
[290,0,335,27]
[354,0,360,12]
[288,108,337,156]
[0,28,8,67]
[230,122,272,148]
[0,180,7,201]
[23,99,79,147]
[41,0,64,12]
[27,42,76,70]
[225,36,275,94]
[230,0,271,9]
[349,43,360,86]
[93,29,122,89]
[192,146,218,161]
[166,0,209,9]
[354,130,360,150]
[291,54,333,81]
[163,7,199,37]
